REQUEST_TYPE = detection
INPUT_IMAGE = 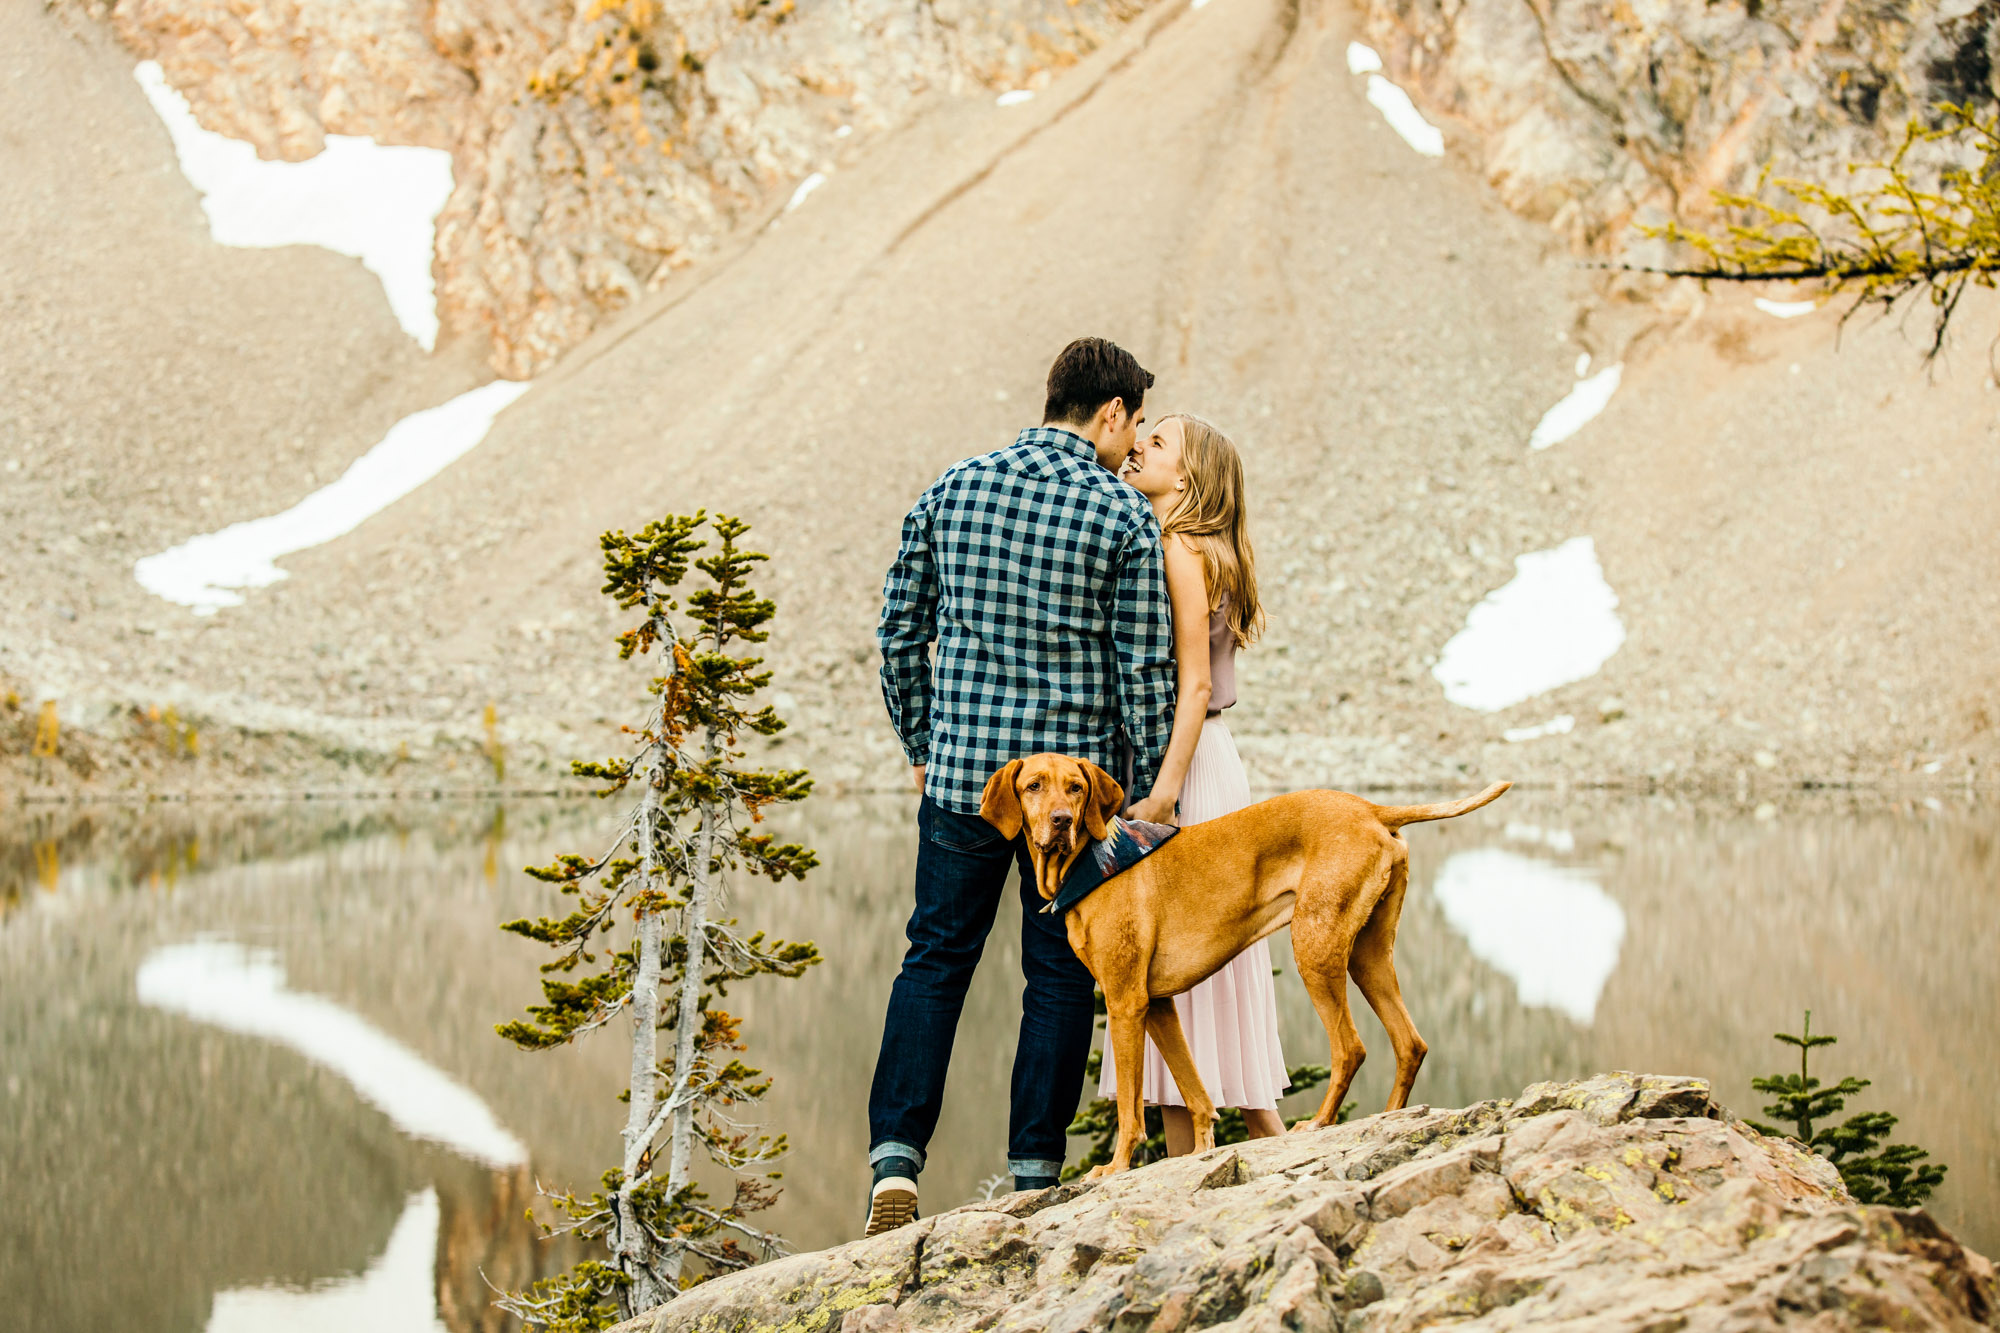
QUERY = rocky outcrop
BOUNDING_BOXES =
[59,0,1151,376]
[617,1074,1996,1332]
[1361,0,2000,255]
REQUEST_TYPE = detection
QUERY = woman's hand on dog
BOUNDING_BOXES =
[1126,793,1178,825]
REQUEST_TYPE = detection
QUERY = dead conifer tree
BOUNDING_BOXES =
[496,511,820,1330]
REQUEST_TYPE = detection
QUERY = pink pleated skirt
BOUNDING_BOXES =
[1099,716,1291,1111]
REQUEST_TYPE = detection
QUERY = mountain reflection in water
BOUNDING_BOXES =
[2,792,1995,1333]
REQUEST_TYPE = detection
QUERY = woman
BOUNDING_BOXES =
[1107,413,1289,1153]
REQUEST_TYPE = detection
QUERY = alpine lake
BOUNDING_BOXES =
[5,786,1995,1332]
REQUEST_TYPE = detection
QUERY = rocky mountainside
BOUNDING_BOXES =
[55,0,1150,377]
[7,0,1998,800]
[1362,0,2000,256]
[609,1073,1997,1333]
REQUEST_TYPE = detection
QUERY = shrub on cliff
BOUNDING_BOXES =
[496,512,821,1329]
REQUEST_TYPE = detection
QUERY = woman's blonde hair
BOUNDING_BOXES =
[1158,414,1264,647]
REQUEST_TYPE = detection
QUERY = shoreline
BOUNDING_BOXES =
[6,772,1988,806]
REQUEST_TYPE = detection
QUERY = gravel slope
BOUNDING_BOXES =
[5,0,1996,798]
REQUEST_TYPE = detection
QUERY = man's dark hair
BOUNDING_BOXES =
[1043,337,1154,426]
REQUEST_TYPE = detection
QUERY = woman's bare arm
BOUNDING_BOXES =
[1127,537,1212,823]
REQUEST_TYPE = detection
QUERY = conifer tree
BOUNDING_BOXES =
[496,511,820,1330]
[1627,103,2000,358]
[1748,1010,1946,1208]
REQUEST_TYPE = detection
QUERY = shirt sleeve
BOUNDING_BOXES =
[877,485,940,766]
[1109,509,1177,801]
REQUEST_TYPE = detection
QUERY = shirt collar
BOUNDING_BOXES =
[1016,425,1100,465]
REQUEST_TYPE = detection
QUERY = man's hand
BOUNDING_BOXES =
[1125,793,1177,825]
[910,764,926,793]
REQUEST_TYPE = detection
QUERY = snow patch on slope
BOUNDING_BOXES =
[1756,297,1817,318]
[1345,44,1444,157]
[134,61,454,349]
[786,171,828,212]
[135,379,529,613]
[1433,537,1625,712]
[1529,363,1622,450]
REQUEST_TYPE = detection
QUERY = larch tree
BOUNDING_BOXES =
[1626,103,2000,359]
[496,511,821,1330]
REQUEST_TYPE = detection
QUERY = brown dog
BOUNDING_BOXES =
[981,753,1509,1177]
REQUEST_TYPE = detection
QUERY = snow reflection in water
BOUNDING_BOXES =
[136,939,527,1168]
[1429,848,1626,1025]
[204,1190,447,1333]
[10,795,1993,1328]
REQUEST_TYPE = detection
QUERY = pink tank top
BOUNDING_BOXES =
[1208,600,1237,713]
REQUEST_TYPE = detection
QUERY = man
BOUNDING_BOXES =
[866,337,1176,1235]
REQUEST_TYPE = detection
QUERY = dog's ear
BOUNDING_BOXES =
[1080,761,1124,840]
[980,760,1025,840]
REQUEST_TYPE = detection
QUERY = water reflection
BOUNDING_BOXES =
[208,1189,447,1333]
[2,791,1995,1333]
[1430,847,1625,1023]
[1,804,589,1333]
[138,940,527,1168]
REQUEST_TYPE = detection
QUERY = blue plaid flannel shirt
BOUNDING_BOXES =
[879,427,1177,815]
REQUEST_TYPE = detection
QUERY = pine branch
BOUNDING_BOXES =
[680,1202,790,1256]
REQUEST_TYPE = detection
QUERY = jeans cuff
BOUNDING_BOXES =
[870,1140,926,1173]
[1008,1157,1063,1180]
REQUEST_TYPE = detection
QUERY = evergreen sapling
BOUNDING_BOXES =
[1749,1010,1946,1208]
[496,512,821,1329]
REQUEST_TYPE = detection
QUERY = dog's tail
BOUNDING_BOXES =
[1372,781,1511,829]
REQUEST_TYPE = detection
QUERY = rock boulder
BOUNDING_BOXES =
[619,1073,1995,1332]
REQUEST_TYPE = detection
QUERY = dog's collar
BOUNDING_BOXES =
[1041,816,1180,914]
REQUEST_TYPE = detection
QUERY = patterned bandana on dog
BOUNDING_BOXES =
[1042,816,1181,914]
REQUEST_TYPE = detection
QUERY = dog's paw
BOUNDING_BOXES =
[1085,1163,1121,1181]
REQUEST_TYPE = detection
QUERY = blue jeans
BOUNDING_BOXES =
[867,795,1097,1180]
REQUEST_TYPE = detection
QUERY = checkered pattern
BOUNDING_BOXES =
[879,427,1177,814]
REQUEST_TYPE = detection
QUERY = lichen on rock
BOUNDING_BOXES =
[614,1073,1997,1332]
